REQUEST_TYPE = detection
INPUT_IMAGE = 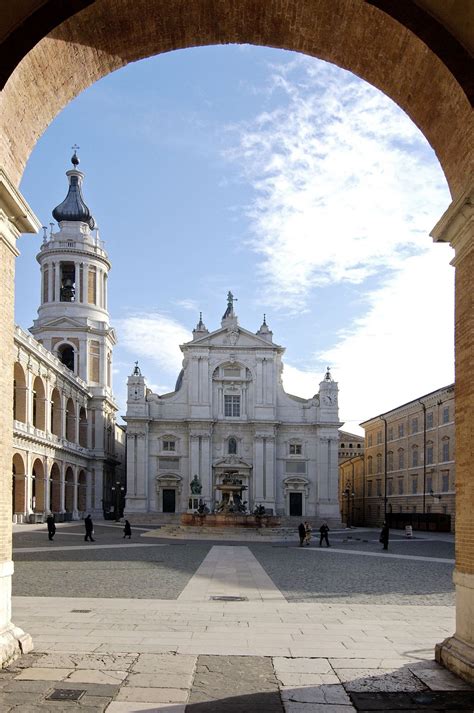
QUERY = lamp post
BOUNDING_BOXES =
[111,481,125,521]
[343,481,355,528]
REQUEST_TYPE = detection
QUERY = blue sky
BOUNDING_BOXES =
[17,46,454,432]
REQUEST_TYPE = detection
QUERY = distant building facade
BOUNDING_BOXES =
[12,153,123,522]
[338,384,455,528]
[125,296,342,521]
[338,430,364,462]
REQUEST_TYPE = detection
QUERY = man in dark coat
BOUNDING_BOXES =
[298,522,306,547]
[84,514,95,542]
[123,520,132,539]
[319,522,331,547]
[380,521,389,550]
[46,514,56,541]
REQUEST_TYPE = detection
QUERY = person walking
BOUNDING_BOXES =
[123,520,132,539]
[380,521,389,551]
[46,514,56,541]
[304,521,312,546]
[319,522,331,547]
[84,514,95,542]
[298,521,306,547]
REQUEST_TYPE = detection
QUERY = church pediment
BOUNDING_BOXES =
[213,454,252,469]
[31,315,87,330]
[188,325,279,349]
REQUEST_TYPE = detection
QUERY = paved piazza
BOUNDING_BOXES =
[4,523,473,711]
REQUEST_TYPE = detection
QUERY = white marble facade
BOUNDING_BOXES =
[125,296,341,519]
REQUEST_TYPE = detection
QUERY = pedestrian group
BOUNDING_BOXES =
[45,515,132,542]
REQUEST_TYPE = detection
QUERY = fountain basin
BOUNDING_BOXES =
[181,513,281,528]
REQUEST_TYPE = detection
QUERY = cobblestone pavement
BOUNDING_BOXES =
[7,526,467,711]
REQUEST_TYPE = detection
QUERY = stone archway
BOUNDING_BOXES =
[0,0,472,681]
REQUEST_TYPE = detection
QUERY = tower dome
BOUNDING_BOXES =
[52,150,96,229]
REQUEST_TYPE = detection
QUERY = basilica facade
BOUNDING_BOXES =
[125,297,341,520]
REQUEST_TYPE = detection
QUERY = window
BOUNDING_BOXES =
[376,480,382,497]
[427,505,431,513]
[426,443,434,465]
[412,447,418,468]
[387,451,393,471]
[349,443,353,448]
[387,479,393,496]
[377,505,381,517]
[289,443,302,455]
[58,343,75,372]
[285,461,306,474]
[426,412,433,429]
[340,443,345,448]
[228,437,237,454]
[367,481,373,497]
[442,439,450,462]
[399,504,403,512]
[442,505,447,515]
[442,406,449,424]
[398,478,404,495]
[388,427,393,441]
[163,440,175,452]
[412,505,417,513]
[412,476,418,494]
[426,474,432,493]
[398,423,405,438]
[368,456,373,475]
[367,434,373,447]
[411,417,418,434]
[376,453,382,473]
[376,430,382,445]
[398,449,405,469]
[224,395,240,417]
[442,471,449,492]
[357,443,361,449]
[158,457,179,470]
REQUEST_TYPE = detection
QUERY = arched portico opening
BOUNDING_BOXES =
[64,466,75,513]
[12,453,27,521]
[31,457,45,513]
[49,463,61,513]
[50,388,61,437]
[0,0,472,682]
[79,407,88,447]
[32,376,46,431]
[65,398,76,443]
[13,363,27,423]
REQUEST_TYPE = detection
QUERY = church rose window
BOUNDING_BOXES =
[224,395,240,417]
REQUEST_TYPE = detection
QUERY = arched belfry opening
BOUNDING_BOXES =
[57,343,74,372]
[0,0,472,684]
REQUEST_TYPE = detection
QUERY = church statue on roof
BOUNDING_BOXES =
[125,293,341,522]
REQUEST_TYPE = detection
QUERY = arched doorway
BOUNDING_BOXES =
[31,457,45,513]
[12,453,27,522]
[0,0,472,682]
[49,463,61,514]
[64,466,75,514]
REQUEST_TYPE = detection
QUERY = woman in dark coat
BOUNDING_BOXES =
[380,521,389,550]
[123,520,132,539]
[298,522,306,547]
[46,514,56,541]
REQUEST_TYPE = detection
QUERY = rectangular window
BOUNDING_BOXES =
[388,427,393,441]
[442,441,450,461]
[89,340,100,383]
[398,451,405,469]
[289,444,302,455]
[442,472,449,492]
[376,480,382,497]
[158,457,179,470]
[224,395,240,417]
[398,423,404,438]
[376,431,382,445]
[387,479,393,496]
[426,412,433,429]
[387,452,393,471]
[398,479,404,495]
[411,417,418,434]
[412,449,418,467]
[367,434,373,447]
[442,406,449,424]
[427,505,431,513]
[426,445,434,464]
[367,481,373,497]
[426,474,432,493]
[412,476,418,494]
[163,440,175,451]
[285,461,306,474]
[88,266,97,304]
[368,458,373,475]
[43,266,49,303]
[413,506,417,513]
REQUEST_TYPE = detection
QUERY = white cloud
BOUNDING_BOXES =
[115,313,191,376]
[175,298,200,311]
[225,56,450,312]
[281,363,319,399]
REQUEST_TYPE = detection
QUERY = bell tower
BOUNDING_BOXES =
[30,149,118,513]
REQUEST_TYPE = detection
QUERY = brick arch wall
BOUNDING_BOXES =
[0,0,472,196]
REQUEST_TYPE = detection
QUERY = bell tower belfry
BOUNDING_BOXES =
[30,150,119,513]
